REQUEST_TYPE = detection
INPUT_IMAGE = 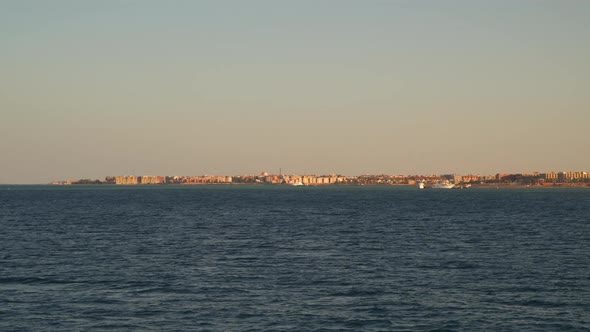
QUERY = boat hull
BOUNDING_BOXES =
[431,183,455,189]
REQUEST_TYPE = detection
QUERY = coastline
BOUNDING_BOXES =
[39,182,590,188]
[470,183,590,189]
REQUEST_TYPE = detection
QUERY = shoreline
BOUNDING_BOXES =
[470,183,590,189]
[25,182,590,189]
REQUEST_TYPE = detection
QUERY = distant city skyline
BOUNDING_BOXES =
[2,1,589,184]
[54,170,590,187]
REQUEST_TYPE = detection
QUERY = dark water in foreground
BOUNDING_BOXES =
[0,186,589,331]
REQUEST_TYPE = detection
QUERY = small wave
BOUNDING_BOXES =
[86,323,150,330]
[131,286,186,294]
[427,328,460,332]
[0,276,73,285]
[505,286,542,292]
[519,299,564,308]
[331,287,381,297]
[491,298,564,308]
[438,260,480,269]
[344,318,393,328]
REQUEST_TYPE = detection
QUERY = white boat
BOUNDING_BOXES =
[417,181,425,189]
[291,181,304,186]
[431,182,455,189]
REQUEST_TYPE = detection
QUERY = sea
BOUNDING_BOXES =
[0,185,589,331]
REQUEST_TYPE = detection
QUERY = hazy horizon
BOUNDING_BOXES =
[2,0,589,184]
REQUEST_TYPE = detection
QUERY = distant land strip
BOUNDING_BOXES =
[52,171,590,187]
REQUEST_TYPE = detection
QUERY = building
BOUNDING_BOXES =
[115,176,142,185]
[141,176,168,184]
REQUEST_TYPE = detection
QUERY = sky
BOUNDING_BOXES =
[1,0,589,183]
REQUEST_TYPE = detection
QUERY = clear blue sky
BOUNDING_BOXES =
[1,0,589,183]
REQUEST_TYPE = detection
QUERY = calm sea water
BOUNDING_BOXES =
[0,185,589,331]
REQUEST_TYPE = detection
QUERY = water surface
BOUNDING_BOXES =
[1,186,589,331]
